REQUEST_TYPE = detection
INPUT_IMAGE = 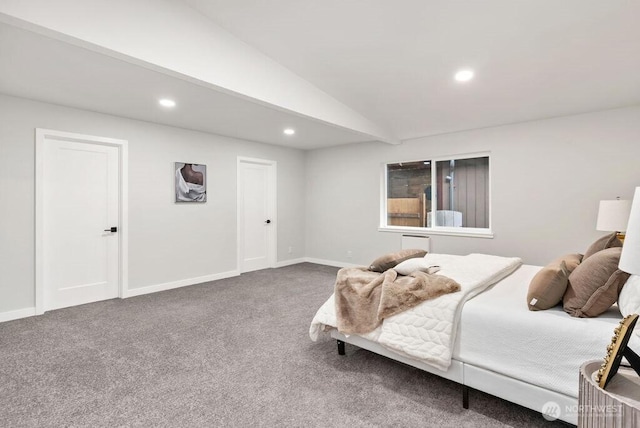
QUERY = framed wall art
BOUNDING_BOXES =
[175,162,207,202]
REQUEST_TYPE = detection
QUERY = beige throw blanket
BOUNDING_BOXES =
[335,267,461,335]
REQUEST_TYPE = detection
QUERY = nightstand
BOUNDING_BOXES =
[579,360,640,427]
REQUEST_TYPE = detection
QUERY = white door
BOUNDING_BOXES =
[238,158,276,273]
[42,137,120,310]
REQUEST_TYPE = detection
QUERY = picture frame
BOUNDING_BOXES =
[597,314,640,389]
[175,162,207,202]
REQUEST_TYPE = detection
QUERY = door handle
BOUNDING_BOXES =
[265,220,271,224]
[104,227,118,233]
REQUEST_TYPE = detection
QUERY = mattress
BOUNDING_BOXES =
[310,254,522,370]
[454,264,640,398]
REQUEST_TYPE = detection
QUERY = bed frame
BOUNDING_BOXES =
[331,330,577,425]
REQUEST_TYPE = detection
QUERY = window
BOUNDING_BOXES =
[381,154,491,236]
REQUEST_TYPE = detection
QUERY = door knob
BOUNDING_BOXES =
[104,227,118,233]
[265,220,271,224]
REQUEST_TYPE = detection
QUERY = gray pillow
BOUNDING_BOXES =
[369,249,427,273]
[527,261,569,311]
[583,232,622,261]
[551,253,583,274]
[394,258,442,276]
[563,247,629,317]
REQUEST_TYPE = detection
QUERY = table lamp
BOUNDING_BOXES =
[597,197,632,243]
[620,188,640,274]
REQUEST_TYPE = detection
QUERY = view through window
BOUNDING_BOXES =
[385,155,490,231]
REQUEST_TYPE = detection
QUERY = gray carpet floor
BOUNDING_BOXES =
[0,263,568,427]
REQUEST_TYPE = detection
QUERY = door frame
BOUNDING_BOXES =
[236,156,277,273]
[35,128,129,315]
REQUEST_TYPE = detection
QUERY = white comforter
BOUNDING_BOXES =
[310,253,522,371]
[455,264,640,397]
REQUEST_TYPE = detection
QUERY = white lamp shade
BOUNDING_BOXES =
[596,199,632,232]
[619,188,640,275]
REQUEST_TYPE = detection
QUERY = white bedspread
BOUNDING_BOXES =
[310,253,522,371]
[454,264,640,397]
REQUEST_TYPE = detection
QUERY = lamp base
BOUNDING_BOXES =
[617,232,626,244]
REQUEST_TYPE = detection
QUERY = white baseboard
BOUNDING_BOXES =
[277,257,358,269]
[0,307,37,323]
[123,269,241,298]
[274,258,306,268]
[1,261,346,323]
[303,257,358,268]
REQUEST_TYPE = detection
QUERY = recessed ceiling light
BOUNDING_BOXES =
[159,98,176,108]
[283,128,295,135]
[454,69,474,82]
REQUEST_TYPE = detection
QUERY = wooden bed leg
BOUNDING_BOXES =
[337,340,346,355]
[462,385,469,409]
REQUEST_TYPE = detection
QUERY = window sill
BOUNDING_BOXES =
[378,226,494,239]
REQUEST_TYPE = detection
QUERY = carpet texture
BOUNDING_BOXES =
[0,263,567,427]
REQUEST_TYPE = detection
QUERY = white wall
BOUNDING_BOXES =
[0,94,306,314]
[3,94,639,318]
[305,106,640,266]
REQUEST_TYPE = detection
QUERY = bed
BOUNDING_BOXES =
[310,252,639,425]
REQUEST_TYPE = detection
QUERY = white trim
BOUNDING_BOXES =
[378,226,494,239]
[0,307,37,323]
[274,258,306,268]
[303,257,357,269]
[380,162,388,233]
[236,160,241,272]
[236,157,278,273]
[119,139,129,299]
[123,270,240,298]
[380,151,492,235]
[34,130,44,314]
[35,128,129,314]
[384,151,491,166]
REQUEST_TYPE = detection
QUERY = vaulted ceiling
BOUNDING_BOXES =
[184,0,640,140]
[0,22,369,150]
[1,1,639,149]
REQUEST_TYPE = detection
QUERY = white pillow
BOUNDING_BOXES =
[394,258,440,276]
[618,275,640,317]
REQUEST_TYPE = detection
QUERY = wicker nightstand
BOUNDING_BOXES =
[579,360,640,427]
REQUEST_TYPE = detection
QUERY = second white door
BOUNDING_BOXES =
[238,158,276,273]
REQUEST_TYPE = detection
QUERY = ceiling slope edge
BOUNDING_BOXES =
[0,5,399,145]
